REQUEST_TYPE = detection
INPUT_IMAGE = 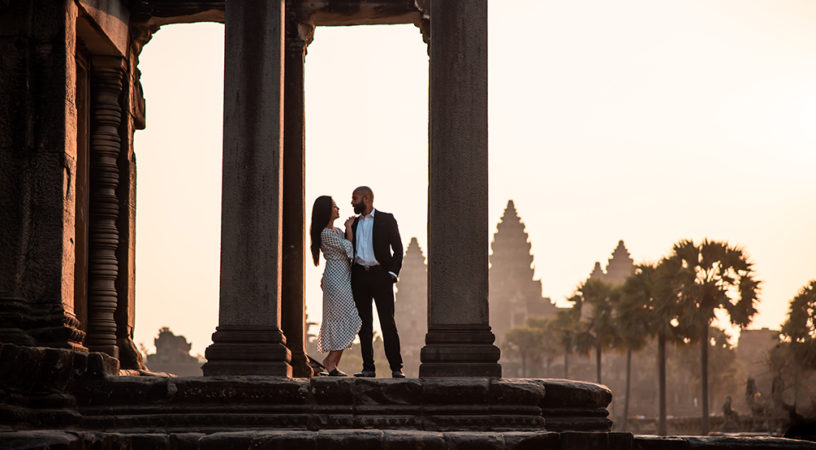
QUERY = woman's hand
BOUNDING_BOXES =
[344,216,355,229]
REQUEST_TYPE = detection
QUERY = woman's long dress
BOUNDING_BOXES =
[316,228,361,352]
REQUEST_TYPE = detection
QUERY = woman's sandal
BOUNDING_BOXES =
[328,368,347,377]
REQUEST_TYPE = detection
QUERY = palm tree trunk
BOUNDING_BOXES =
[595,343,602,384]
[701,324,710,435]
[658,331,667,436]
[623,347,632,431]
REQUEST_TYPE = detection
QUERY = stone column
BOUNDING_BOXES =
[203,0,292,377]
[281,19,314,378]
[419,0,501,377]
[86,56,126,359]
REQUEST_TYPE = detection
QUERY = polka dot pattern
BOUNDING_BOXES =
[317,228,362,353]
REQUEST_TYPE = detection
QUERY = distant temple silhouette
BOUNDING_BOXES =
[395,238,428,378]
[489,200,557,346]
[589,240,635,287]
[145,327,203,376]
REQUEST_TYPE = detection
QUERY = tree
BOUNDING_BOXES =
[779,280,816,402]
[571,278,618,384]
[527,316,565,377]
[551,307,581,378]
[614,268,653,432]
[671,239,760,435]
[619,259,684,435]
[675,327,739,415]
[505,326,543,377]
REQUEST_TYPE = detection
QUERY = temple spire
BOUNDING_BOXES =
[604,240,635,286]
[489,200,555,345]
[395,238,428,378]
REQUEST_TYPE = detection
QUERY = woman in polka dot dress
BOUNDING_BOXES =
[310,195,361,376]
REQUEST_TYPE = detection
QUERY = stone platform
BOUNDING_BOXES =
[74,376,612,433]
[2,344,816,449]
[2,429,816,449]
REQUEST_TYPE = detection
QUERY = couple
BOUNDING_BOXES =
[309,186,405,378]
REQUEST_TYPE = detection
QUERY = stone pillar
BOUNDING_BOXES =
[0,1,85,351]
[86,56,126,359]
[281,19,314,378]
[203,0,292,377]
[419,0,501,377]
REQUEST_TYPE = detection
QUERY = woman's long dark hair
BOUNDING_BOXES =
[310,195,333,266]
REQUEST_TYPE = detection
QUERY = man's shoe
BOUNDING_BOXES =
[391,369,405,378]
[354,370,376,378]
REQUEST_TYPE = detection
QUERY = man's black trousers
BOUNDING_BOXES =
[352,264,402,372]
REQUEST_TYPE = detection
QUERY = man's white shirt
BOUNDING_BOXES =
[354,209,397,280]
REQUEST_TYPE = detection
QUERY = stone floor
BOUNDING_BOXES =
[2,429,816,449]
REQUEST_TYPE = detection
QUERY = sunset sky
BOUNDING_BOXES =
[133,1,816,356]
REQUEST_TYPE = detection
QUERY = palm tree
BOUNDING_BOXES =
[571,278,618,384]
[671,239,760,435]
[526,316,563,377]
[779,280,816,402]
[505,326,543,377]
[614,270,652,432]
[619,259,684,435]
[551,307,580,378]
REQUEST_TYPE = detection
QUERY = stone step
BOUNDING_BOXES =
[2,430,815,450]
[73,376,612,432]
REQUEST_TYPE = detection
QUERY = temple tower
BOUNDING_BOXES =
[489,200,555,345]
[394,237,427,378]
[604,240,635,286]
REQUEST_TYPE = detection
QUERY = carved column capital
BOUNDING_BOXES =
[286,22,315,56]
[415,0,430,45]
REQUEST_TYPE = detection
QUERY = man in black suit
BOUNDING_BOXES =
[347,186,404,378]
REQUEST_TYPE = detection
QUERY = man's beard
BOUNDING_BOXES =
[353,202,366,214]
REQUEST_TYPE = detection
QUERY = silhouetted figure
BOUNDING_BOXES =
[721,395,740,432]
[745,377,769,432]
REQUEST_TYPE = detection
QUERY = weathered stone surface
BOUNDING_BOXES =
[443,431,504,450]
[353,378,423,406]
[199,431,256,450]
[255,430,317,450]
[311,377,356,405]
[422,377,490,405]
[171,432,206,450]
[539,379,611,409]
[489,378,546,406]
[76,372,169,405]
[684,436,816,449]
[172,376,310,404]
[382,430,446,450]
[0,431,81,450]
[559,431,612,450]
[129,433,171,449]
[608,431,634,450]
[634,436,689,450]
[316,430,383,450]
[503,431,560,450]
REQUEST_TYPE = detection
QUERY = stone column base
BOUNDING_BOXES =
[0,297,87,352]
[419,326,501,377]
[202,326,292,377]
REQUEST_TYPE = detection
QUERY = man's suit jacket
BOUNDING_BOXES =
[350,210,404,277]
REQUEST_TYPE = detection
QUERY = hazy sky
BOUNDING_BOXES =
[133,1,816,356]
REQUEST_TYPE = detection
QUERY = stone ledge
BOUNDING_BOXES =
[1,430,814,450]
[72,376,610,432]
